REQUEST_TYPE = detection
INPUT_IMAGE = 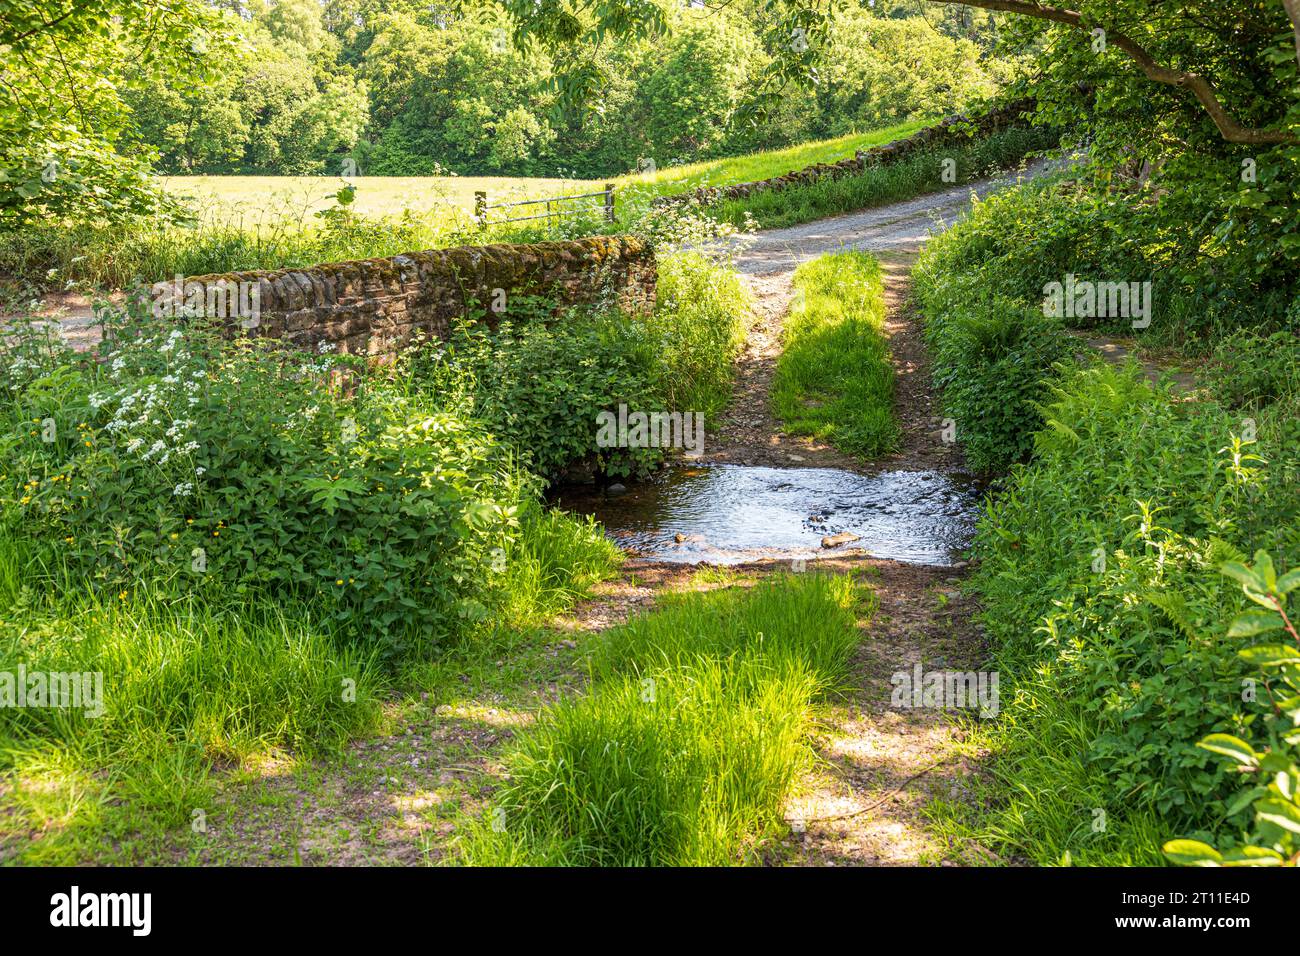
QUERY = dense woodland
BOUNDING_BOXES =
[119,0,1010,177]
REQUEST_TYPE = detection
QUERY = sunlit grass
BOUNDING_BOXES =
[0,496,621,864]
[711,124,1055,231]
[773,251,898,457]
[158,121,930,221]
[455,573,872,866]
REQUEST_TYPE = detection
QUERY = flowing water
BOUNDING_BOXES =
[551,464,983,566]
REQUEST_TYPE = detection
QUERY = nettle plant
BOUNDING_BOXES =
[409,297,668,483]
[1164,552,1300,866]
[4,298,519,658]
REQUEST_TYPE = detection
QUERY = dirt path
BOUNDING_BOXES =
[667,173,1019,864]
[474,175,1005,866]
[718,162,1049,276]
[701,250,964,475]
[724,263,993,865]
[702,162,1041,473]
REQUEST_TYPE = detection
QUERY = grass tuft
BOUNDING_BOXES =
[773,250,898,457]
[456,573,871,866]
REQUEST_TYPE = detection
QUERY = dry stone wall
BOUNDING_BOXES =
[165,235,656,359]
[653,99,1036,209]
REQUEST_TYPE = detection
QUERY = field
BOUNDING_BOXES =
[159,121,929,222]
[161,174,599,221]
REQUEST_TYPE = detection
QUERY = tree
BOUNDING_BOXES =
[920,0,1298,146]
[359,11,558,175]
[641,17,760,160]
[0,0,236,225]
[122,5,368,176]
[498,0,1298,148]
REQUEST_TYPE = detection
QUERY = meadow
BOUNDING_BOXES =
[159,121,929,222]
[0,121,940,298]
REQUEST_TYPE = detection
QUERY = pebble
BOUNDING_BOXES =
[821,532,861,548]
[606,483,627,497]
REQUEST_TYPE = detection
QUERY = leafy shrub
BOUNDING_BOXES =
[915,172,1297,350]
[650,251,749,420]
[914,269,1075,472]
[1203,329,1300,410]
[955,363,1300,863]
[2,306,527,659]
[1164,552,1300,867]
[412,252,746,482]
[416,303,667,482]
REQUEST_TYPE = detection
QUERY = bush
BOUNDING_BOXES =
[650,251,749,420]
[411,251,746,482]
[2,307,528,660]
[1164,552,1300,868]
[914,172,1298,351]
[421,303,665,482]
[1203,329,1300,410]
[913,269,1075,473]
[954,363,1300,863]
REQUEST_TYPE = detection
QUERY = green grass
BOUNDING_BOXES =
[0,498,621,864]
[0,531,385,864]
[160,173,603,221]
[496,503,623,627]
[624,120,929,201]
[712,124,1056,231]
[651,251,750,420]
[772,251,898,457]
[455,573,871,866]
[154,121,929,221]
[0,120,933,294]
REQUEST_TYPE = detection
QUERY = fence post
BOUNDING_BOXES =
[474,190,487,227]
[604,184,615,222]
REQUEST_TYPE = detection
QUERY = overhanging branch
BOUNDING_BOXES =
[1284,0,1300,67]
[923,0,1296,145]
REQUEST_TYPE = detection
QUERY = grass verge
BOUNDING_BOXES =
[0,498,621,864]
[773,251,898,457]
[710,125,1056,232]
[917,357,1300,865]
